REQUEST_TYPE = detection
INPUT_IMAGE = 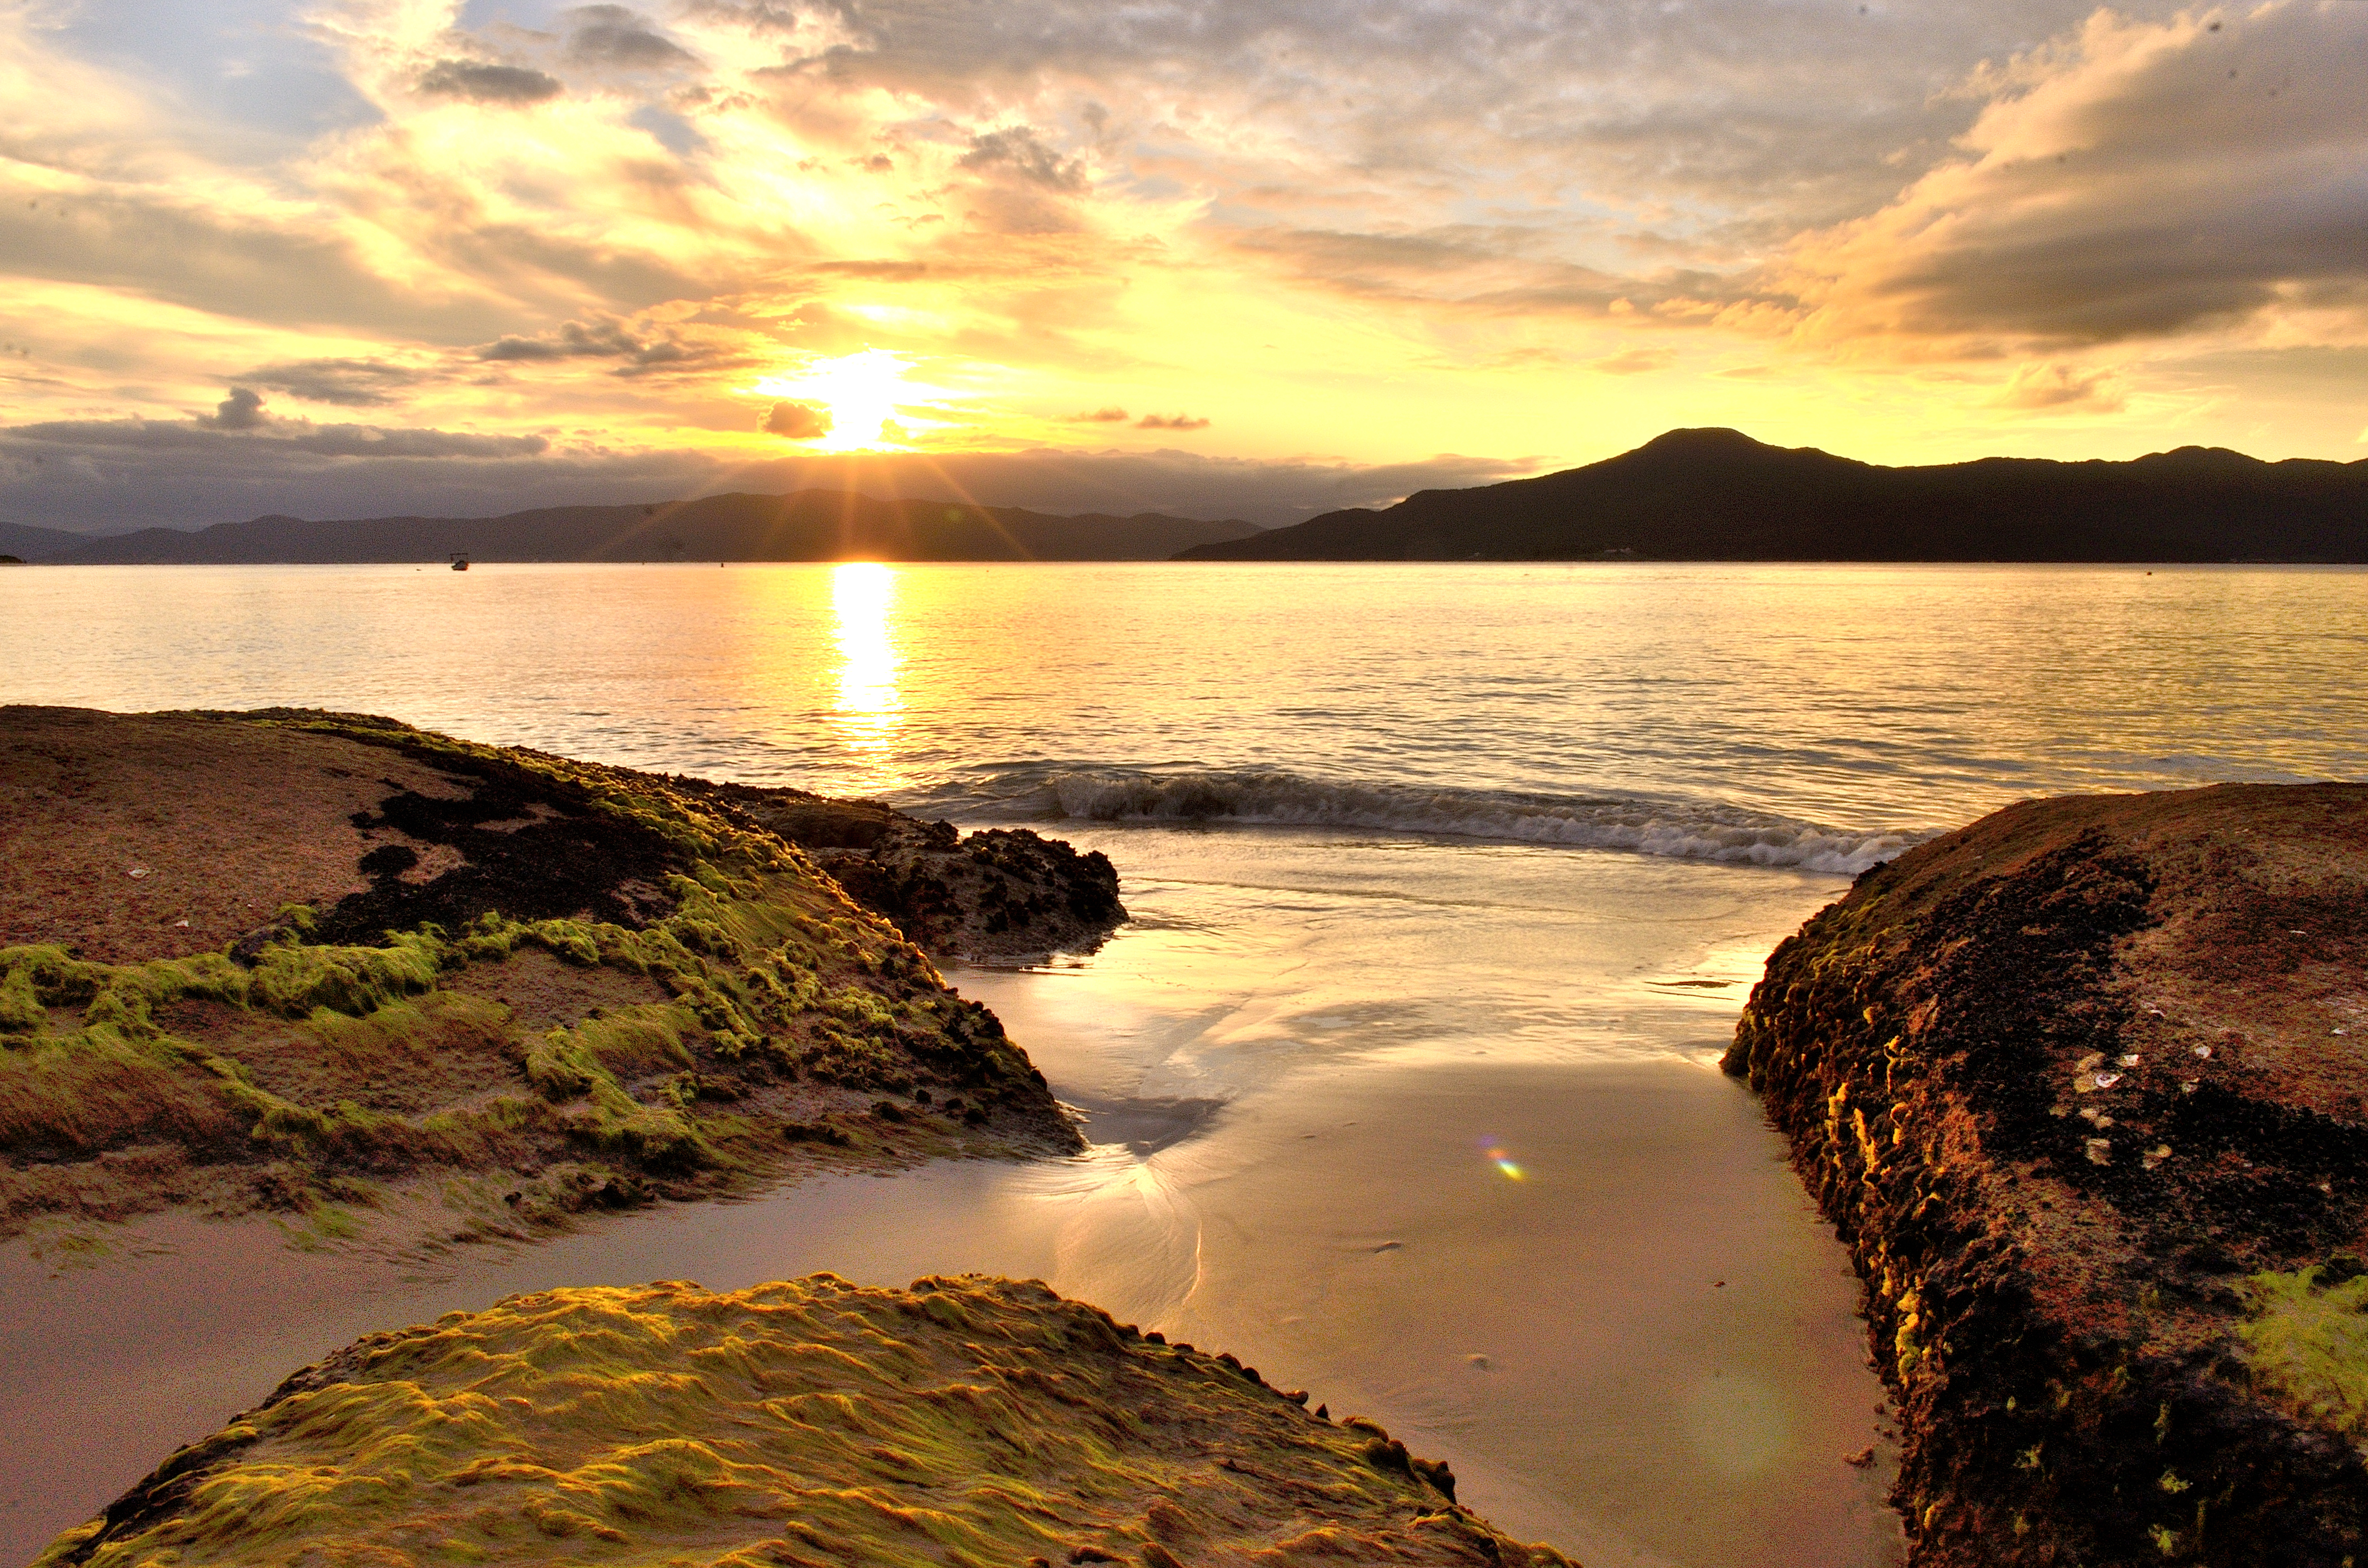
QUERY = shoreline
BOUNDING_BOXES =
[3,768,1902,1567]
[0,705,1110,1252]
[1728,781,2368,1563]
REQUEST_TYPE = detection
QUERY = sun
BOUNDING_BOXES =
[755,350,920,451]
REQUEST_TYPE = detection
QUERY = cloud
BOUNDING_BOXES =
[959,128,1088,193]
[1591,348,1676,375]
[238,359,431,407]
[9,0,2367,508]
[6,413,549,461]
[564,6,700,71]
[1065,407,1130,422]
[212,387,268,429]
[948,125,1095,234]
[0,418,1543,532]
[473,318,755,378]
[0,184,522,343]
[1783,2,2368,353]
[1227,225,1644,317]
[1136,413,1209,430]
[762,400,832,438]
[477,320,646,362]
[1991,361,2128,412]
[416,60,564,105]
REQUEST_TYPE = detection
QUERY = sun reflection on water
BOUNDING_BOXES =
[830,562,903,787]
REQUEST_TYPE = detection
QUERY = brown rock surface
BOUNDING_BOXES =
[0,708,466,964]
[1726,783,2368,1566]
[0,707,1082,1246]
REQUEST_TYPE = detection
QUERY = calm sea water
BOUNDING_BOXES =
[3,562,2364,1568]
[8,561,2360,855]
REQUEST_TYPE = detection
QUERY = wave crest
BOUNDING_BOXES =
[923,766,1932,875]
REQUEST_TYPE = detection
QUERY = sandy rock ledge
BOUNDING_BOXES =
[1726,783,2368,1566]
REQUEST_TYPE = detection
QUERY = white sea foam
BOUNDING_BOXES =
[923,767,1936,875]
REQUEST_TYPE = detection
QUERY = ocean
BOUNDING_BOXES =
[4,560,2364,1566]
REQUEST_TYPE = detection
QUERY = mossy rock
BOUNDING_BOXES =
[0,707,1080,1244]
[33,1273,1576,1568]
[1724,782,2368,1566]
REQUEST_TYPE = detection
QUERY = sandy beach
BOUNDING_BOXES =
[2,819,1898,1567]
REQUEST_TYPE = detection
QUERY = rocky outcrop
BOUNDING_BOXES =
[704,782,1126,962]
[0,707,1081,1246]
[1725,783,2368,1566]
[34,1273,1576,1568]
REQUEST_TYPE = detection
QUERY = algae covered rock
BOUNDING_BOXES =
[0,707,1080,1244]
[1724,783,2368,1566]
[705,782,1127,962]
[34,1272,1575,1568]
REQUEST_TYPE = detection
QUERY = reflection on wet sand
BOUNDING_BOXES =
[952,827,1905,1567]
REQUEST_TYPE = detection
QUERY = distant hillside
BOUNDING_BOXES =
[44,492,1262,564]
[0,521,95,561]
[1175,429,2368,562]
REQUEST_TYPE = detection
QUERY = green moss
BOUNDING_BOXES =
[0,713,1081,1244]
[37,1275,1572,1568]
[2236,1265,2368,1437]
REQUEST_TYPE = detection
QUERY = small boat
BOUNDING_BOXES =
[450,553,470,572]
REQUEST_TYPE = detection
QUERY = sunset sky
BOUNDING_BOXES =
[4,0,2365,529]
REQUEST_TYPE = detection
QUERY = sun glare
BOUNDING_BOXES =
[758,350,919,451]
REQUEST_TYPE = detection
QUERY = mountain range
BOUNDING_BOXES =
[3,493,1261,564]
[1175,429,2368,562]
[10,431,2366,566]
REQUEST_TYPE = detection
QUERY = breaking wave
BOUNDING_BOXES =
[914,766,1936,875]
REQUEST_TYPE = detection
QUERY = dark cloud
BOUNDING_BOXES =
[474,318,753,378]
[212,387,267,429]
[951,125,1093,234]
[763,400,833,438]
[1136,413,1208,430]
[959,127,1087,193]
[5,413,548,461]
[477,320,643,361]
[237,359,430,407]
[416,59,564,105]
[0,422,1543,533]
[563,6,700,71]
[1786,3,2368,351]
[728,0,2159,259]
[1065,406,1129,422]
[679,0,813,30]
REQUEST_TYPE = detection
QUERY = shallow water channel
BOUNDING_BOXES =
[0,827,1903,1568]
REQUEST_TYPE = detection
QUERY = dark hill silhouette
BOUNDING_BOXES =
[1174,429,2368,562]
[44,492,1261,564]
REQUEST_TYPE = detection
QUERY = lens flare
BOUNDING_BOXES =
[1483,1141,1524,1181]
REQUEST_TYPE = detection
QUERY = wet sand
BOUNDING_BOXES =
[0,827,1900,1567]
